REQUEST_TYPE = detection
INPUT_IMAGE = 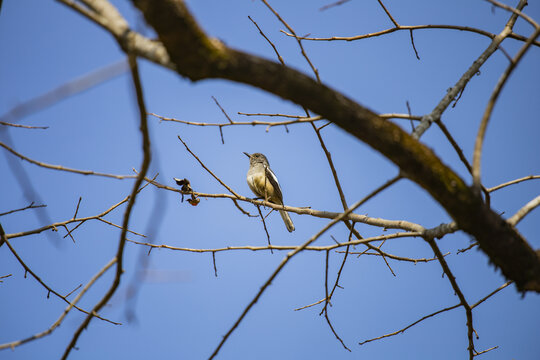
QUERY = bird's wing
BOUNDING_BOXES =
[264,165,284,204]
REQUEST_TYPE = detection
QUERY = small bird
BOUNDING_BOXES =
[244,152,295,232]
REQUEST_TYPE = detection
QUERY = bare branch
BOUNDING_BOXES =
[147,184,426,233]
[0,256,116,350]
[488,175,540,192]
[208,190,384,359]
[255,205,273,253]
[0,121,48,129]
[57,0,173,68]
[472,26,540,189]
[425,237,475,358]
[177,134,241,198]
[127,231,421,254]
[5,179,152,240]
[248,15,285,65]
[413,0,529,138]
[360,281,511,347]
[484,0,539,28]
[0,202,46,217]
[0,224,119,326]
[152,112,323,129]
[0,141,137,179]
[260,0,320,82]
[507,195,540,226]
[281,24,539,47]
[377,0,399,27]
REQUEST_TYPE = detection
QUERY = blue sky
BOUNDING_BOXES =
[1,0,539,359]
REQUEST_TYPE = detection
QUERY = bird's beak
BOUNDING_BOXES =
[243,152,251,158]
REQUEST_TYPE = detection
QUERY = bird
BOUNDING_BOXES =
[244,152,295,232]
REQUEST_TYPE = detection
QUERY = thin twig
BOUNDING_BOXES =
[360,281,510,346]
[96,217,146,237]
[377,0,399,27]
[0,141,137,179]
[256,205,273,253]
[507,195,540,226]
[281,24,539,47]
[0,274,13,283]
[72,197,83,220]
[0,225,119,325]
[472,26,540,189]
[409,29,420,59]
[177,134,241,198]
[211,96,234,124]
[457,242,478,254]
[488,175,540,192]
[5,179,153,240]
[260,0,321,82]
[127,231,420,254]
[0,121,48,129]
[435,119,491,205]
[484,0,539,28]
[426,237,475,359]
[156,112,323,129]
[248,16,285,65]
[359,303,461,345]
[212,252,218,277]
[0,257,116,351]
[0,202,46,217]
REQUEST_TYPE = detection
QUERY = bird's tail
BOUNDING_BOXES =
[279,210,295,232]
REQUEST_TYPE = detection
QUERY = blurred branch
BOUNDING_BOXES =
[0,60,127,124]
[61,54,152,359]
[319,0,351,12]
